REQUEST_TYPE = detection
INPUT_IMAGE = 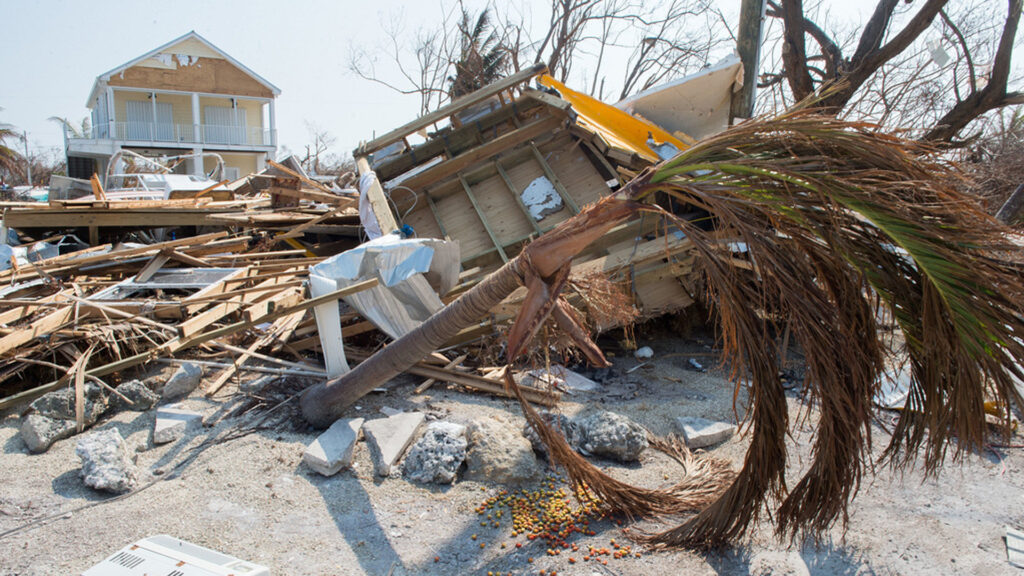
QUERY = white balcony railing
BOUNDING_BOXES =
[68,123,274,147]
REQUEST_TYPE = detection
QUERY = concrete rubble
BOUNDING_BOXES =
[112,379,159,411]
[19,383,111,453]
[577,410,648,462]
[160,362,203,401]
[75,428,139,494]
[465,416,539,484]
[522,411,585,456]
[676,416,736,449]
[402,421,468,484]
[303,417,364,476]
[153,405,203,445]
[362,412,425,477]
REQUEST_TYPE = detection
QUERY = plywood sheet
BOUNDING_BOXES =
[110,57,273,98]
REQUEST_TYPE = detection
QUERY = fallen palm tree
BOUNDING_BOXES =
[300,110,1024,545]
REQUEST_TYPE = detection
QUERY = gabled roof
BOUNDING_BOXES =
[86,30,281,106]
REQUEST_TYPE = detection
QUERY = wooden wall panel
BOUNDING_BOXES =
[539,136,610,210]
[500,159,572,229]
[464,174,535,246]
[109,57,273,98]
[433,192,493,259]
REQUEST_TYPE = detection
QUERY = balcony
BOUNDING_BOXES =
[70,122,275,149]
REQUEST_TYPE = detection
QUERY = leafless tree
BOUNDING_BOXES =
[349,3,463,115]
[350,0,732,112]
[760,0,1023,141]
[299,122,355,176]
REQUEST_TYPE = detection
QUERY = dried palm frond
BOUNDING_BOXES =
[619,110,1024,546]
[306,110,1024,546]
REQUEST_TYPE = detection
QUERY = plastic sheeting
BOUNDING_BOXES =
[358,172,384,241]
[309,233,460,377]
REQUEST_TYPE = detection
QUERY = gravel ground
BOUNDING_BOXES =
[0,337,1021,575]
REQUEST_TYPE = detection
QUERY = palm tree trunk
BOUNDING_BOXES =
[299,194,643,428]
[300,258,524,427]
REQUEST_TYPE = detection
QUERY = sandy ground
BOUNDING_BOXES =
[0,336,1022,576]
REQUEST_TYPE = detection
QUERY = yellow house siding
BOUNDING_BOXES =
[236,99,263,132]
[135,38,222,69]
[205,152,260,178]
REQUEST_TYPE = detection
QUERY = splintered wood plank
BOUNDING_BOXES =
[356,62,548,156]
[398,113,565,192]
[633,274,694,315]
[0,304,76,356]
[356,156,399,234]
[0,289,73,326]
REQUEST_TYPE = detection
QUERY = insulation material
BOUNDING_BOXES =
[520,176,563,220]
[310,234,460,377]
[358,172,384,240]
[615,55,743,140]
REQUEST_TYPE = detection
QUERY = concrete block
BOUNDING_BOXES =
[76,428,138,493]
[161,362,203,401]
[153,405,202,444]
[676,416,736,449]
[303,418,364,476]
[21,414,77,453]
[362,412,425,476]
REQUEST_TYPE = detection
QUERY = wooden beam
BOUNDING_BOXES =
[529,142,580,214]
[457,174,508,263]
[5,209,235,229]
[372,97,546,181]
[494,161,543,235]
[398,113,565,192]
[0,279,381,411]
[356,63,548,156]
[264,186,354,207]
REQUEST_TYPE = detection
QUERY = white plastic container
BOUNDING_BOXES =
[81,534,269,576]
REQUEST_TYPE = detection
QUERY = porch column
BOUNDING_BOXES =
[268,100,277,148]
[191,92,201,145]
[106,86,115,139]
[150,91,157,141]
[192,147,203,178]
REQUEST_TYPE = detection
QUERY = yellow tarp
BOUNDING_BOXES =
[539,75,689,163]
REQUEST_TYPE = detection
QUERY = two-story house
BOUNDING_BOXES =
[65,31,279,182]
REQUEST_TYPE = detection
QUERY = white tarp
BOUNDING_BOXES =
[358,172,384,241]
[310,234,460,377]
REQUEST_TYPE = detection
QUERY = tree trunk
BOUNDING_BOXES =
[300,258,524,427]
[995,183,1024,225]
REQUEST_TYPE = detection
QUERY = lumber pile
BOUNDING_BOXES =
[0,228,560,419]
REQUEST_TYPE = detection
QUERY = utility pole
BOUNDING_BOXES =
[21,131,31,187]
[730,0,767,124]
